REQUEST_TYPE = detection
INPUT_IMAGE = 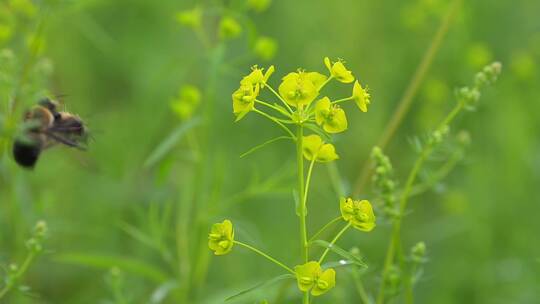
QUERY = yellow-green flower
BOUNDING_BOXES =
[247,0,272,12]
[240,65,275,88]
[219,16,242,40]
[294,261,336,296]
[302,135,339,162]
[324,57,355,83]
[170,85,201,120]
[340,198,376,232]
[176,7,202,28]
[278,71,326,107]
[352,81,371,112]
[0,24,13,44]
[314,97,348,133]
[232,83,259,121]
[208,220,234,255]
[253,36,278,61]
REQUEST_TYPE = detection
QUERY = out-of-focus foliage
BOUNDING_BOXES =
[0,0,539,303]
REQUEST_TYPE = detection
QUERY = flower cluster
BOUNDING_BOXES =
[457,61,501,110]
[26,220,47,254]
[208,220,234,255]
[212,57,375,301]
[302,135,338,162]
[340,198,376,231]
[294,261,336,296]
[170,85,201,120]
[230,57,372,163]
[176,2,278,61]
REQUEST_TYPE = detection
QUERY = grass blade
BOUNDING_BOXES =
[143,117,201,168]
[55,252,169,283]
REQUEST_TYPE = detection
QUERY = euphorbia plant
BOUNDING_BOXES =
[210,57,376,303]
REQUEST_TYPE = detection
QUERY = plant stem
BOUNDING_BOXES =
[0,251,37,299]
[296,124,310,304]
[256,99,292,118]
[404,263,419,304]
[265,83,294,113]
[351,0,462,197]
[408,149,463,197]
[351,267,372,304]
[332,96,354,104]
[234,241,294,274]
[303,292,310,304]
[318,222,351,264]
[318,75,334,91]
[296,125,308,262]
[376,102,464,304]
[303,158,316,207]
[309,216,342,243]
[253,109,295,138]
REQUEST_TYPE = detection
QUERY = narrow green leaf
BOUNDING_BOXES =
[240,136,293,158]
[54,253,169,283]
[225,274,295,301]
[311,240,367,268]
[143,117,201,168]
[322,259,355,269]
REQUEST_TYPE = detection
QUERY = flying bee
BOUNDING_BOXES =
[12,98,88,168]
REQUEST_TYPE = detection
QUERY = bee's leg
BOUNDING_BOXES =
[44,131,87,150]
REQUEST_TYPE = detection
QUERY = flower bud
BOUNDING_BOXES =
[219,16,242,40]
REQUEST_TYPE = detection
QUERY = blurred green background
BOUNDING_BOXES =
[1,0,539,303]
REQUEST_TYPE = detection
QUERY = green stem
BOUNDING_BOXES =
[351,268,371,304]
[296,125,308,262]
[318,222,351,264]
[264,83,294,113]
[318,75,334,91]
[332,96,354,104]
[303,158,316,207]
[303,292,310,304]
[409,149,463,197]
[256,99,292,118]
[404,263,419,304]
[309,216,342,243]
[376,102,464,304]
[0,251,37,299]
[234,241,294,274]
[253,108,296,138]
[351,0,462,197]
[296,124,310,304]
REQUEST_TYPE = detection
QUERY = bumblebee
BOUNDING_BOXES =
[12,98,88,168]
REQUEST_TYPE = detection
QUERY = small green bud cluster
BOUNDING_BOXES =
[371,147,398,219]
[176,7,202,29]
[458,62,502,110]
[385,265,403,297]
[4,263,19,286]
[410,241,427,264]
[1,221,48,297]
[428,124,449,146]
[175,2,278,61]
[456,130,471,147]
[26,220,47,254]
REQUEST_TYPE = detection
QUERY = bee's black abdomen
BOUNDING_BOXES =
[13,140,41,168]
